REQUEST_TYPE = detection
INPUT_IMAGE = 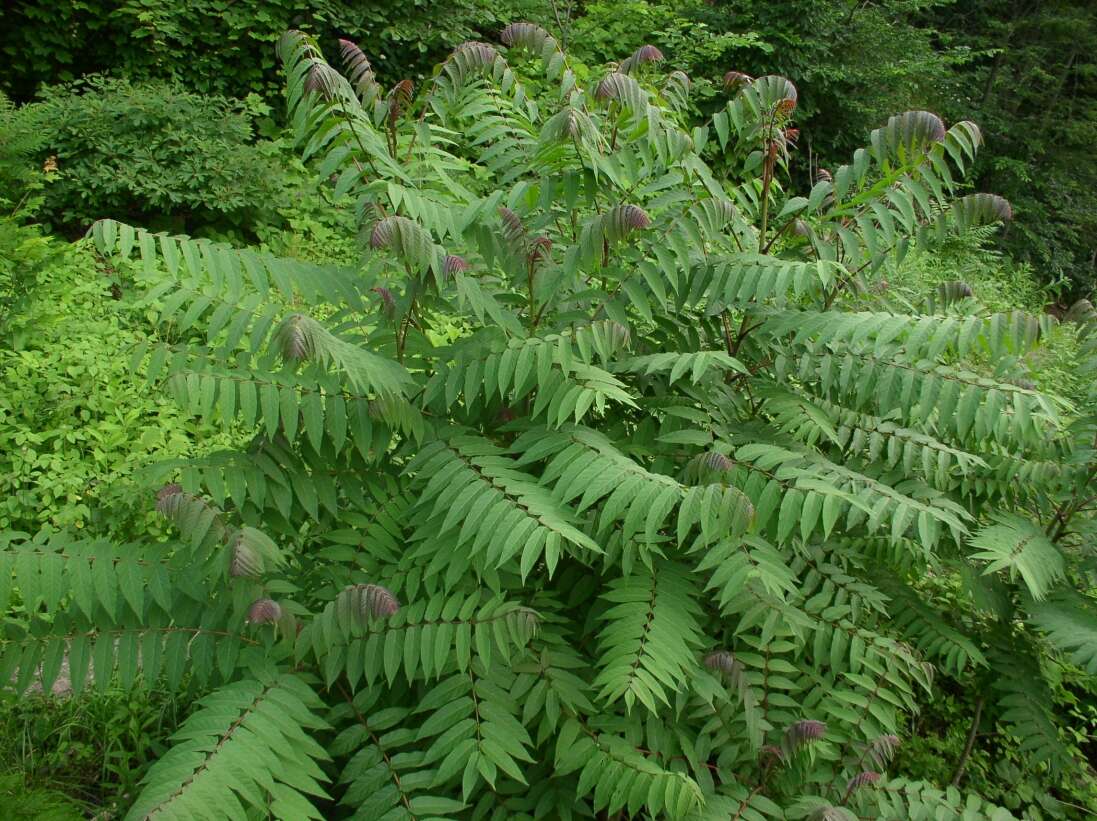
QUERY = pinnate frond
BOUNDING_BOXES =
[554,719,703,819]
[592,561,704,712]
[513,425,754,546]
[300,587,540,688]
[405,433,602,576]
[125,674,329,820]
[969,514,1064,600]
[1027,593,1097,674]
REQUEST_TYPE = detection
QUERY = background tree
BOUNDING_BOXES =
[3,0,1094,294]
[924,0,1097,294]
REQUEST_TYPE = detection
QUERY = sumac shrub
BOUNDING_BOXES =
[4,24,1097,821]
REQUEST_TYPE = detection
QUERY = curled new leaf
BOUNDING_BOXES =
[274,313,312,362]
[951,193,1013,229]
[703,649,739,674]
[540,106,599,144]
[845,771,881,796]
[811,808,857,821]
[340,583,400,621]
[370,214,439,274]
[783,719,826,757]
[156,483,184,516]
[702,451,734,472]
[498,21,566,80]
[267,312,414,397]
[372,285,396,318]
[443,254,470,275]
[454,41,498,65]
[338,38,381,105]
[498,210,552,271]
[230,528,282,579]
[387,79,415,120]
[370,217,396,249]
[926,280,976,313]
[578,204,651,267]
[864,734,901,769]
[609,204,651,235]
[605,320,631,350]
[594,72,644,107]
[338,39,372,82]
[1064,298,1097,329]
[277,29,319,67]
[619,44,664,75]
[247,598,283,624]
[500,21,558,52]
[939,280,974,301]
[154,484,227,550]
[304,61,340,101]
[749,75,798,113]
[528,236,552,268]
[723,71,753,92]
[499,206,528,248]
[686,451,734,484]
[231,541,263,578]
[444,41,505,86]
[872,110,947,161]
[662,70,691,109]
[760,744,783,764]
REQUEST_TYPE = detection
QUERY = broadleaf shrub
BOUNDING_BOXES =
[4,23,1097,819]
[32,76,281,233]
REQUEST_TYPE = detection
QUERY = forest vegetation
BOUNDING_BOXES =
[0,1,1095,819]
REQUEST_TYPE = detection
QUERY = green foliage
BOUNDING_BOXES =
[0,217,58,336]
[970,516,1065,601]
[925,0,1097,294]
[4,23,1097,820]
[0,775,82,821]
[0,90,50,217]
[877,231,1089,406]
[26,76,281,233]
[896,681,1097,819]
[553,1,768,106]
[0,687,187,813]
[124,673,329,819]
[0,0,543,100]
[0,233,234,536]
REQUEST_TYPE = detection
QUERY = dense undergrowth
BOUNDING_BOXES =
[0,10,1094,821]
